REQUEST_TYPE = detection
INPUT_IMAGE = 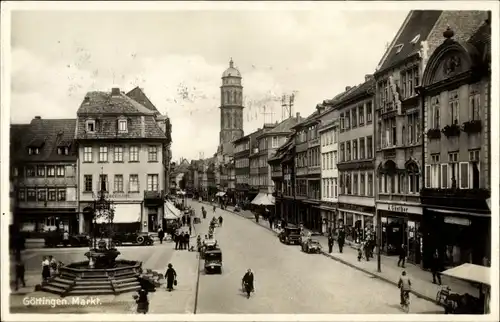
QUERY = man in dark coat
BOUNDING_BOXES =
[14,256,26,291]
[398,243,407,268]
[337,229,345,253]
[165,263,177,291]
[328,234,334,253]
[158,227,165,244]
[174,231,180,250]
[184,232,190,250]
[187,215,191,227]
[182,215,186,226]
[431,250,442,285]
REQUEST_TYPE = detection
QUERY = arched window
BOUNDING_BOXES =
[431,96,440,129]
[406,162,420,194]
[225,91,229,104]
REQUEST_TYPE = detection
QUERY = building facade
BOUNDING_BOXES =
[336,79,376,243]
[319,109,339,234]
[292,108,322,232]
[268,135,295,220]
[11,118,79,234]
[420,21,491,268]
[249,125,274,200]
[233,134,250,203]
[76,87,169,233]
[373,10,490,264]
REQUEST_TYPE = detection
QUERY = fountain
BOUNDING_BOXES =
[40,174,157,297]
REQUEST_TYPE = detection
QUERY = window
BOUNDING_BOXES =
[431,96,440,129]
[333,151,337,167]
[27,189,36,201]
[129,174,139,192]
[57,189,66,201]
[359,138,365,159]
[367,173,373,196]
[37,166,46,177]
[345,112,351,130]
[391,117,397,146]
[48,189,56,201]
[360,173,365,196]
[407,112,419,145]
[114,146,123,162]
[448,152,458,188]
[408,163,420,194]
[398,173,405,193]
[129,146,139,162]
[353,173,358,195]
[57,146,69,155]
[367,136,373,159]
[441,164,449,189]
[425,165,431,188]
[99,146,108,162]
[84,175,93,192]
[334,178,338,198]
[352,140,358,160]
[99,174,108,191]
[351,108,357,128]
[401,66,419,99]
[83,146,93,162]
[47,166,55,177]
[86,120,95,132]
[340,113,345,131]
[459,162,469,189]
[469,92,481,121]
[56,165,65,177]
[366,101,373,123]
[346,142,351,161]
[148,146,158,162]
[449,90,459,125]
[272,136,279,148]
[114,175,124,192]
[37,188,47,201]
[118,119,128,133]
[26,166,35,177]
[333,128,338,143]
[346,173,351,195]
[340,143,344,162]
[469,150,480,189]
[358,106,364,125]
[18,188,25,201]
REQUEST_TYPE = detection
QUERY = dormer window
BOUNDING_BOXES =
[28,147,40,155]
[57,147,70,155]
[86,120,96,132]
[395,44,404,54]
[118,119,128,133]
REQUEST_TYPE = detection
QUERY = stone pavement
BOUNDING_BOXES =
[198,200,478,306]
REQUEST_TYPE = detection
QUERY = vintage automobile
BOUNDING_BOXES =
[278,227,302,245]
[200,239,218,259]
[301,239,322,253]
[112,232,154,246]
[204,248,222,274]
[44,233,90,248]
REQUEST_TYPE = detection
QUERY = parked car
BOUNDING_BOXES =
[44,233,90,248]
[278,227,301,245]
[301,239,322,253]
[112,232,154,246]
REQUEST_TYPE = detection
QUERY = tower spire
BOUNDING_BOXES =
[229,58,234,68]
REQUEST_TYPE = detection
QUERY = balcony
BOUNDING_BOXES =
[18,200,77,209]
[308,138,320,147]
[420,188,490,213]
[144,190,165,206]
[442,124,461,138]
[462,120,482,134]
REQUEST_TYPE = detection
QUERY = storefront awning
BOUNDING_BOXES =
[215,192,226,197]
[442,263,490,286]
[164,201,181,219]
[95,204,141,224]
[251,193,275,206]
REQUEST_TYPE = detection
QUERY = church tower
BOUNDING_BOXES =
[219,58,244,145]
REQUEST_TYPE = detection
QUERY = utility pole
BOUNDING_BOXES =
[281,93,295,121]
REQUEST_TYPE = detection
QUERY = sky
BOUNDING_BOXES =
[10,6,408,161]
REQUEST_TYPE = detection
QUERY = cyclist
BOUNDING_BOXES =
[398,271,411,307]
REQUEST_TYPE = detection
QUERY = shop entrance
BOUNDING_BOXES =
[147,207,158,232]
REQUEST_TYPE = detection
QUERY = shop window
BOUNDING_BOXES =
[48,189,56,201]
[27,189,36,201]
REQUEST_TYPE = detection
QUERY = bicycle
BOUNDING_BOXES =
[401,291,410,313]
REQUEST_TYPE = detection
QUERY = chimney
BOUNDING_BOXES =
[111,87,121,96]
[345,86,352,92]
[296,112,300,119]
[83,96,90,104]
[365,74,374,82]
[34,116,41,120]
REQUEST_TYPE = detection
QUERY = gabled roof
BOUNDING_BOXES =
[11,118,77,163]
[334,78,375,107]
[77,90,155,115]
[467,20,491,63]
[292,110,320,130]
[126,87,161,115]
[377,10,442,73]
[258,115,303,139]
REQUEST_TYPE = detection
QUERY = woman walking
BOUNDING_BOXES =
[165,263,177,292]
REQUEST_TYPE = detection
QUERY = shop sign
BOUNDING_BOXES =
[338,203,375,214]
[444,216,471,226]
[377,203,422,215]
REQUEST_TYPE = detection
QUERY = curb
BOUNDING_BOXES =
[193,252,201,314]
[200,200,443,307]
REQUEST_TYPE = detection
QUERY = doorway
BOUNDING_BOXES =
[147,207,158,232]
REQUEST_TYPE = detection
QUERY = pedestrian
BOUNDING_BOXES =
[14,256,26,291]
[357,244,363,261]
[174,232,180,250]
[158,227,165,244]
[182,215,186,226]
[431,249,442,285]
[62,230,70,247]
[189,224,192,236]
[269,216,274,230]
[328,234,334,253]
[213,205,216,213]
[165,263,177,292]
[184,232,190,250]
[337,229,345,253]
[42,256,50,282]
[187,215,191,227]
[135,288,149,314]
[398,243,407,268]
[48,255,58,276]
